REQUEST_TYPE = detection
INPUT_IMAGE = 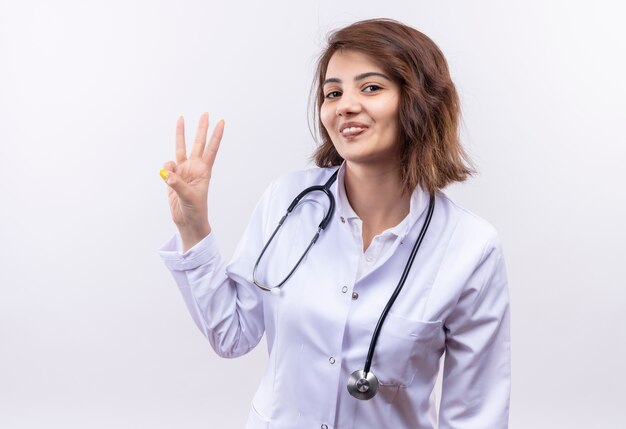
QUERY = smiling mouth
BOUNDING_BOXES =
[341,126,367,137]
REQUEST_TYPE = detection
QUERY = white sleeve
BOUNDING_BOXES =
[157,181,277,358]
[439,235,511,429]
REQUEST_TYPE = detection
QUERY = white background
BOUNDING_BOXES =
[1,0,625,428]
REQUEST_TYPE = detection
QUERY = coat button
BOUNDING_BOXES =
[340,216,346,223]
[341,286,348,293]
[329,357,335,364]
[352,292,359,300]
[321,425,328,429]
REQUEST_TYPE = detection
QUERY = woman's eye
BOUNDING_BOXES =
[325,90,341,99]
[363,84,382,93]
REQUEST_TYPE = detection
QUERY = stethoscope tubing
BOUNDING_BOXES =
[251,168,436,400]
[252,170,338,291]
[362,193,435,373]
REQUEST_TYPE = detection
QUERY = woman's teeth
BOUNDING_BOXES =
[342,127,364,135]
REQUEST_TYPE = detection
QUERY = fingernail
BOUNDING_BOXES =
[219,119,225,125]
[160,169,170,181]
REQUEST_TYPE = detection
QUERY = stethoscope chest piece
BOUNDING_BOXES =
[347,369,379,400]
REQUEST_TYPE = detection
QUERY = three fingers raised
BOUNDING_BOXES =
[162,114,225,188]
[175,113,225,165]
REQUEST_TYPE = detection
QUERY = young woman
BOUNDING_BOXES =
[159,18,510,429]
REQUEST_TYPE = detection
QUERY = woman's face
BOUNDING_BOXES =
[320,50,401,169]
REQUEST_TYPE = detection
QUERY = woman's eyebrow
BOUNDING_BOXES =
[354,72,390,81]
[323,72,391,87]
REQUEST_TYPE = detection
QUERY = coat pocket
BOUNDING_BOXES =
[371,314,443,386]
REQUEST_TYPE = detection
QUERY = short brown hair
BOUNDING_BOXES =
[311,18,475,194]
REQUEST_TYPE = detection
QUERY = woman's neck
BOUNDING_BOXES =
[343,162,410,251]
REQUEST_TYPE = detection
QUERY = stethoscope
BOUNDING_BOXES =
[252,169,435,400]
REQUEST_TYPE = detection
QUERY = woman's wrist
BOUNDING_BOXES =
[179,223,211,253]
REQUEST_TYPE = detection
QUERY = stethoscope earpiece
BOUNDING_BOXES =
[347,370,379,400]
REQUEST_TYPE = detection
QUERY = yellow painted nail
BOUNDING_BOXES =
[159,169,170,181]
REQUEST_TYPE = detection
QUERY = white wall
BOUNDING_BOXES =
[1,0,624,427]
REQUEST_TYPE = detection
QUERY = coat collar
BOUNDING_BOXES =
[332,162,430,240]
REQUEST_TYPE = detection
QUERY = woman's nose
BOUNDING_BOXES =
[335,91,361,116]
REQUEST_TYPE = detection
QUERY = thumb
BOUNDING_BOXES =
[160,169,191,201]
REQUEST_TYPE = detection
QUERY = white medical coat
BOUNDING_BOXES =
[159,166,510,429]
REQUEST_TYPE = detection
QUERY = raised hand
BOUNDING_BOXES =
[160,113,225,252]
